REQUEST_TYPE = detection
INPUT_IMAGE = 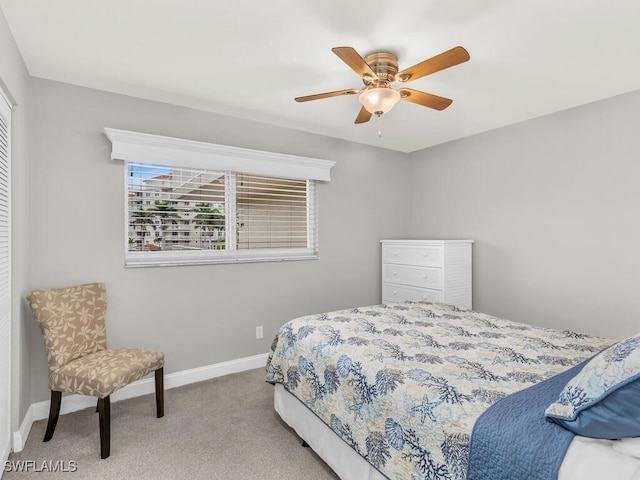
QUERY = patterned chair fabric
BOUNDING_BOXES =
[27,282,165,398]
[27,282,165,459]
[51,348,164,398]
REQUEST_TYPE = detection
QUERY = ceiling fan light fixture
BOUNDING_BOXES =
[358,87,400,116]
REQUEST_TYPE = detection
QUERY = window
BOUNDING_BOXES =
[106,128,334,267]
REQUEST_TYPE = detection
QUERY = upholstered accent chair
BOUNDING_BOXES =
[27,282,165,459]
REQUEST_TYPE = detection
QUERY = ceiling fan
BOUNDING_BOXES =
[295,46,470,124]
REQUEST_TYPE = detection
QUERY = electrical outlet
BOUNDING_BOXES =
[256,326,263,339]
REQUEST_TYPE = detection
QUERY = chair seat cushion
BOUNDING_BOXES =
[50,348,165,398]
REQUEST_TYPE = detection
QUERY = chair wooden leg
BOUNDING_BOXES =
[98,396,111,459]
[155,368,164,418]
[43,391,62,442]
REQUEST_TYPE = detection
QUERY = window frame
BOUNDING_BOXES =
[105,128,334,267]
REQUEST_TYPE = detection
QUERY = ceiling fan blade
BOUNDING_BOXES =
[295,88,360,102]
[354,106,372,124]
[395,46,470,83]
[332,47,376,79]
[398,88,453,110]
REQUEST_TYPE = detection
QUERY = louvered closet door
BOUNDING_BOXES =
[0,90,12,464]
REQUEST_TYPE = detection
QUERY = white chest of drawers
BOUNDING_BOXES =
[381,240,473,309]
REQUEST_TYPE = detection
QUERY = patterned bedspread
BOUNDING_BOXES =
[265,302,613,480]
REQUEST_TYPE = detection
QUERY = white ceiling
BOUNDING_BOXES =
[1,0,640,153]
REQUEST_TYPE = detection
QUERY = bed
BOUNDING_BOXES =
[265,301,640,480]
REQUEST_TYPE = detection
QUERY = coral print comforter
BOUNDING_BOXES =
[265,302,612,480]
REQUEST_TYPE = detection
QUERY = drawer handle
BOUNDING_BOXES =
[393,251,399,256]
[422,275,428,279]
[392,290,398,295]
[392,271,398,276]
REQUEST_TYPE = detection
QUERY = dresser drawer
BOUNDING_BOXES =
[382,244,443,267]
[382,282,442,303]
[383,264,442,289]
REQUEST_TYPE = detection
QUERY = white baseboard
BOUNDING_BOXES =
[12,352,269,453]
[12,405,33,455]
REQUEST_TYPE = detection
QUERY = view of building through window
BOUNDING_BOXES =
[127,162,309,253]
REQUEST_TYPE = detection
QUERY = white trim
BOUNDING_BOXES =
[125,248,318,268]
[104,128,335,181]
[0,85,11,112]
[225,172,237,251]
[12,406,32,453]
[12,352,269,453]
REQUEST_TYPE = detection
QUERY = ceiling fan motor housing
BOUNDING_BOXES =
[363,52,398,88]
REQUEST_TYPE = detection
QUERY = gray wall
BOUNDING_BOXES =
[407,90,640,340]
[0,8,32,434]
[25,78,407,404]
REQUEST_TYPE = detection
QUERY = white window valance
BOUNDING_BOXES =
[104,128,335,182]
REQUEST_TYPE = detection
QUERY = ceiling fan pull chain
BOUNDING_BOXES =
[377,114,383,138]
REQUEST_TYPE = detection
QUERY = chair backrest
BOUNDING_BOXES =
[27,283,108,376]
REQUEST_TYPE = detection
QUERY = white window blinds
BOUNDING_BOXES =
[236,173,311,250]
[110,130,333,267]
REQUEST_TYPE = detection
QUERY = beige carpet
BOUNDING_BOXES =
[4,368,340,479]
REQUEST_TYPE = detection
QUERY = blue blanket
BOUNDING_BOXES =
[467,359,588,480]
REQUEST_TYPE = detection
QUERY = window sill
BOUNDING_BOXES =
[125,248,318,268]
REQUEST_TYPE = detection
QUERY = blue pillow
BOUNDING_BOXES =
[545,333,640,439]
